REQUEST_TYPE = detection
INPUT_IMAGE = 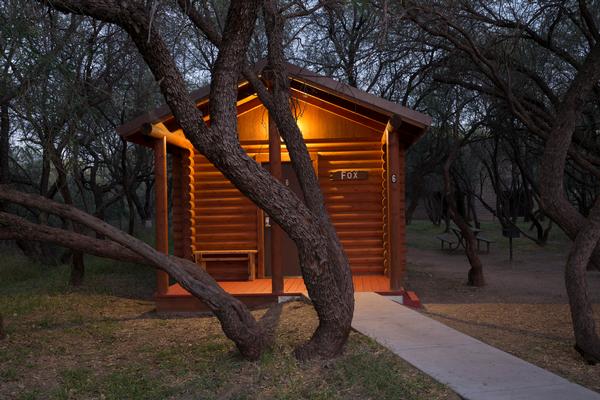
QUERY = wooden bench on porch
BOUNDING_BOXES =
[193,250,258,281]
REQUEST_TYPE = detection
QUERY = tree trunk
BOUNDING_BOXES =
[40,0,353,360]
[467,193,480,229]
[405,173,424,225]
[175,0,354,359]
[424,193,442,225]
[121,137,137,235]
[0,188,268,360]
[49,141,86,286]
[565,201,600,364]
[255,0,354,359]
[69,251,85,286]
[143,180,153,227]
[132,179,153,228]
[34,152,56,265]
[538,43,600,362]
[444,144,485,287]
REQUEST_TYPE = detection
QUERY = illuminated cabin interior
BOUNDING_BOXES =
[116,63,431,312]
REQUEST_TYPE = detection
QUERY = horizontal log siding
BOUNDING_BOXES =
[317,141,385,275]
[192,151,258,280]
[183,149,196,260]
[171,149,195,260]
[190,137,385,278]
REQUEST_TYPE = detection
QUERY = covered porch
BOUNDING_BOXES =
[145,101,409,312]
[155,275,421,313]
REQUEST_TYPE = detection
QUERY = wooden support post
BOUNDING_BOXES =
[154,136,169,295]
[269,114,284,295]
[387,121,405,291]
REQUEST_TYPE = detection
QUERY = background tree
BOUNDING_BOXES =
[400,0,600,363]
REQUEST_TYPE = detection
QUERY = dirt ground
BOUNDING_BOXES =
[404,240,600,392]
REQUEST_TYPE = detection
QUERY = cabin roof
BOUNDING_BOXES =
[116,62,431,146]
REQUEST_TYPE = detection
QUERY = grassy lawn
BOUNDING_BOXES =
[0,252,458,400]
[406,219,571,253]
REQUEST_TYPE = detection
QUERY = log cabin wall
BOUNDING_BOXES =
[191,152,259,280]
[170,147,195,261]
[317,140,385,275]
[183,99,389,279]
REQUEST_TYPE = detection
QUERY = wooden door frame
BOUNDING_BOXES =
[254,152,319,278]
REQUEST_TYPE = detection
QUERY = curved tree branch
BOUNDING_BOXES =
[0,185,266,359]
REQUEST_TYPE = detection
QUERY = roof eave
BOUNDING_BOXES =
[115,61,432,139]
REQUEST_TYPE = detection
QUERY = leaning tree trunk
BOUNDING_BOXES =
[565,201,600,364]
[252,0,354,359]
[443,144,485,287]
[176,0,354,359]
[41,0,354,360]
[467,193,480,229]
[0,188,269,360]
[175,0,354,359]
[539,42,600,363]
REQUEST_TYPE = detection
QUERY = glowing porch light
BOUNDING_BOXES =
[295,113,306,134]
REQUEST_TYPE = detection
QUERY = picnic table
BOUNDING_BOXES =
[436,225,493,252]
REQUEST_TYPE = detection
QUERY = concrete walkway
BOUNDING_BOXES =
[352,293,600,400]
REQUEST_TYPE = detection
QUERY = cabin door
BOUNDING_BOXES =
[264,163,303,277]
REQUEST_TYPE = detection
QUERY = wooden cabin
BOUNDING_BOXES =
[116,63,431,312]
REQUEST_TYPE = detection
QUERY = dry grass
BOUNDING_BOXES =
[406,219,600,393]
[0,254,458,400]
[423,303,600,392]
